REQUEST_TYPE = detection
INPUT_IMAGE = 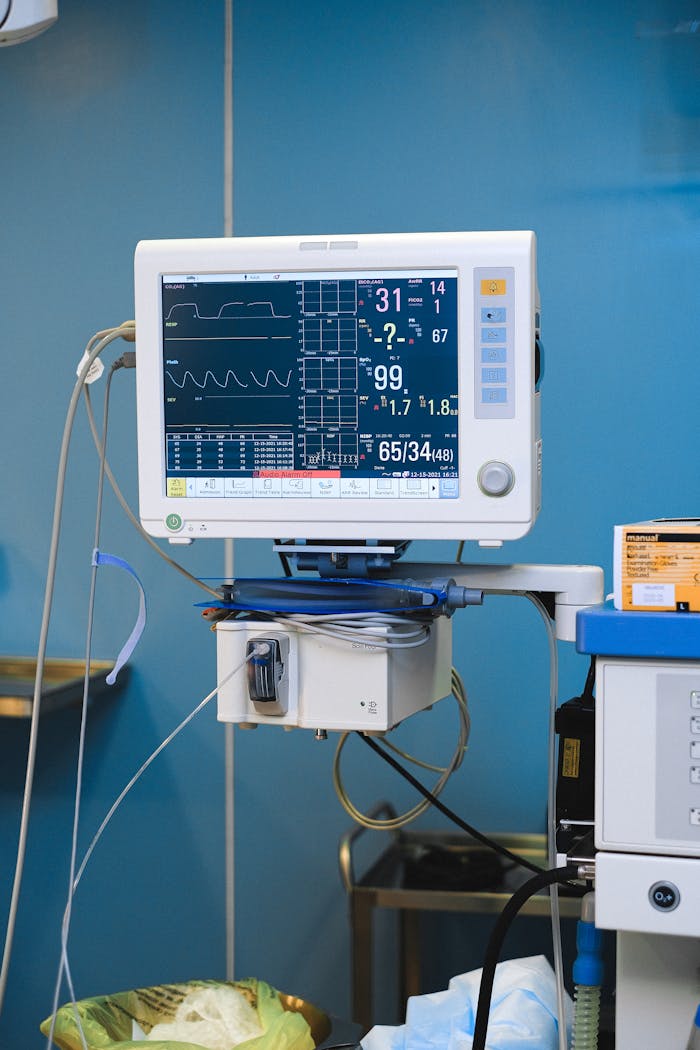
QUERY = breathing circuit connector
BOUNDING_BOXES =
[440,581,484,613]
[573,893,603,986]
[571,892,603,1050]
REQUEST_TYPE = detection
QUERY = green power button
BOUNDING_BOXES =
[165,513,183,532]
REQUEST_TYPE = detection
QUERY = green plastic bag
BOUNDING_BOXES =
[41,978,323,1050]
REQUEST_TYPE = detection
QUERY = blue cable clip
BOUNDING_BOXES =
[92,549,146,683]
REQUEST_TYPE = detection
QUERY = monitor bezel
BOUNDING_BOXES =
[134,230,538,542]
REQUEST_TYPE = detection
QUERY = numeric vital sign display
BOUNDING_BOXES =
[161,267,459,501]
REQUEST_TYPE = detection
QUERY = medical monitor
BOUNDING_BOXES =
[134,231,540,543]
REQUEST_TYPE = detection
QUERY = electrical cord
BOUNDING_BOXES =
[224,610,433,649]
[84,365,292,601]
[522,590,568,1050]
[82,384,222,602]
[334,668,470,830]
[473,585,568,1049]
[581,654,595,704]
[41,329,263,1046]
[471,864,578,1050]
[381,680,469,775]
[46,648,259,1048]
[0,322,135,1020]
[49,357,121,1050]
[358,732,543,875]
[277,611,431,648]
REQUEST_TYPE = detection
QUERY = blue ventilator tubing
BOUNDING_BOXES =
[571,893,603,1050]
[196,577,483,616]
[686,1004,700,1050]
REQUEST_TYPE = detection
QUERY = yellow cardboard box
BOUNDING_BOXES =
[614,519,700,611]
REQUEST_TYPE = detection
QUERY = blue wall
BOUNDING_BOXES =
[0,0,698,1044]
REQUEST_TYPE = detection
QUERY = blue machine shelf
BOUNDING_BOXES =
[576,604,700,660]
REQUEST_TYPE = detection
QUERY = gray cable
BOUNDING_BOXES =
[82,388,221,601]
[0,322,134,1018]
[333,666,470,829]
[46,651,255,1046]
[47,362,118,1048]
[524,591,567,1050]
[491,589,567,1050]
[223,0,236,982]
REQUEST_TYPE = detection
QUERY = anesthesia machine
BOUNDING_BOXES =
[28,229,691,1047]
[576,603,700,1048]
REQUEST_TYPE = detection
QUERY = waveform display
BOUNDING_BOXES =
[165,300,291,321]
[303,394,358,427]
[301,356,358,392]
[166,368,293,391]
[301,280,357,315]
[302,433,359,467]
[302,316,358,354]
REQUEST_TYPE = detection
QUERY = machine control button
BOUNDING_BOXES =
[482,367,507,384]
[478,461,515,498]
[165,513,183,532]
[648,881,681,911]
[481,307,506,323]
[481,346,507,363]
[480,278,507,296]
[692,717,700,734]
[481,326,507,343]
[440,479,459,498]
[691,767,700,784]
[691,742,700,759]
[481,388,508,404]
[691,808,700,826]
[691,691,700,709]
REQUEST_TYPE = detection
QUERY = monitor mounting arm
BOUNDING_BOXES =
[385,560,604,641]
[270,542,604,641]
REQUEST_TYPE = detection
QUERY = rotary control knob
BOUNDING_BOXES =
[478,461,515,497]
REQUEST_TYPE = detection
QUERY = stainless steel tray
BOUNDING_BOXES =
[0,656,127,717]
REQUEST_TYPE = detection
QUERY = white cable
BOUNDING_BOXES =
[45,649,255,1047]
[77,651,254,895]
[48,363,118,1050]
[517,591,568,1050]
[223,0,236,980]
[82,387,222,602]
[275,611,431,649]
[0,322,134,1019]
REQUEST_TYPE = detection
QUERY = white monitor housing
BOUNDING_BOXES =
[134,231,540,543]
[0,0,57,45]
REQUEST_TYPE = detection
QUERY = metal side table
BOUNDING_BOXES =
[339,803,582,1031]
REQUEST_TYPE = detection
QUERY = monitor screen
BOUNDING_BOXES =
[135,232,540,542]
[161,267,458,503]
